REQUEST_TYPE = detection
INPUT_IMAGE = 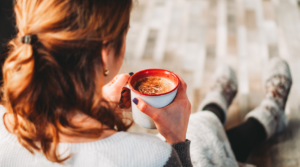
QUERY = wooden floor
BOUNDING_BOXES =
[119,0,300,166]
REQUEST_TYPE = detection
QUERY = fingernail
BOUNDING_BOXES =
[121,90,126,94]
[133,98,139,105]
[119,98,123,104]
[120,105,125,109]
[129,72,134,76]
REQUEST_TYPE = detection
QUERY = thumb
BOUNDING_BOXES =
[133,97,159,120]
[111,74,130,89]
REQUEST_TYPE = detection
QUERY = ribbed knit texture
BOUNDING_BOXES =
[172,140,192,167]
[0,105,253,167]
[0,106,179,167]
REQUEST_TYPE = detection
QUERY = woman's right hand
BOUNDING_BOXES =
[132,75,191,145]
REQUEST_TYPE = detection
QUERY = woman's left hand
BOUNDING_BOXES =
[102,74,131,108]
[132,75,191,145]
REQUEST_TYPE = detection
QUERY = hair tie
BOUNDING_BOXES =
[21,35,37,45]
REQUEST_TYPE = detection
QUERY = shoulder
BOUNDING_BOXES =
[0,105,36,166]
[119,132,172,152]
[124,132,167,144]
[108,132,174,167]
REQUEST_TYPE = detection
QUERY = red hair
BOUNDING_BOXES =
[2,0,132,163]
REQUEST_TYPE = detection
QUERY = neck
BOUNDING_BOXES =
[3,113,117,143]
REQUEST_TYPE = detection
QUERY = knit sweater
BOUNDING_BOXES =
[0,106,192,167]
[0,105,255,167]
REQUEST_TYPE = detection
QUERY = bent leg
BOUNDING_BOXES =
[198,57,292,164]
[204,104,266,162]
[229,57,292,162]
[187,111,239,167]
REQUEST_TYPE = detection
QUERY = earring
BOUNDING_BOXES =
[104,68,109,76]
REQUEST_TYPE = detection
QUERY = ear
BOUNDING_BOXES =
[101,45,110,69]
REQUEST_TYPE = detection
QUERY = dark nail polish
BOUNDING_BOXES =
[129,72,134,76]
[119,98,123,104]
[120,105,125,109]
[121,90,126,94]
[133,98,139,105]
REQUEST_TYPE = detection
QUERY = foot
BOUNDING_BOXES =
[246,57,292,140]
[198,65,238,124]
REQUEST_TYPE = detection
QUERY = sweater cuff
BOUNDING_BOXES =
[172,139,192,167]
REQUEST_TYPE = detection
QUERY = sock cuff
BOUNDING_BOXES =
[245,98,288,140]
[198,91,228,124]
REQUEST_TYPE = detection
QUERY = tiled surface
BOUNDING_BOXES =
[120,0,300,166]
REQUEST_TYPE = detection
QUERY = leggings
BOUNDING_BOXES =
[203,104,266,163]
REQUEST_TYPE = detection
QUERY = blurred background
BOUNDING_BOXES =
[0,0,15,54]
[120,0,300,166]
[1,0,300,166]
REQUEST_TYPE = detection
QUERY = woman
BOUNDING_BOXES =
[0,0,191,166]
[0,0,293,167]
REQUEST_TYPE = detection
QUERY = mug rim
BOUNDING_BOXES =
[128,69,179,96]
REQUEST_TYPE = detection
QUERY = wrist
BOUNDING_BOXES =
[166,136,186,145]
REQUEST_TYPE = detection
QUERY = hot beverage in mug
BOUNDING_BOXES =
[133,77,176,95]
[127,69,179,129]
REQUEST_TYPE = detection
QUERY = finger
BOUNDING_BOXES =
[121,94,130,102]
[121,96,131,103]
[119,96,131,108]
[111,74,130,89]
[119,95,130,105]
[132,97,160,120]
[172,75,188,102]
[122,90,131,100]
[176,74,187,91]
[121,101,131,109]
[121,88,130,97]
[119,104,126,109]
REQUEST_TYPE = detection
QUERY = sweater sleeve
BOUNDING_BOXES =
[164,140,193,167]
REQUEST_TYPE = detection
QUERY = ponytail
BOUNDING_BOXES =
[2,0,133,163]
